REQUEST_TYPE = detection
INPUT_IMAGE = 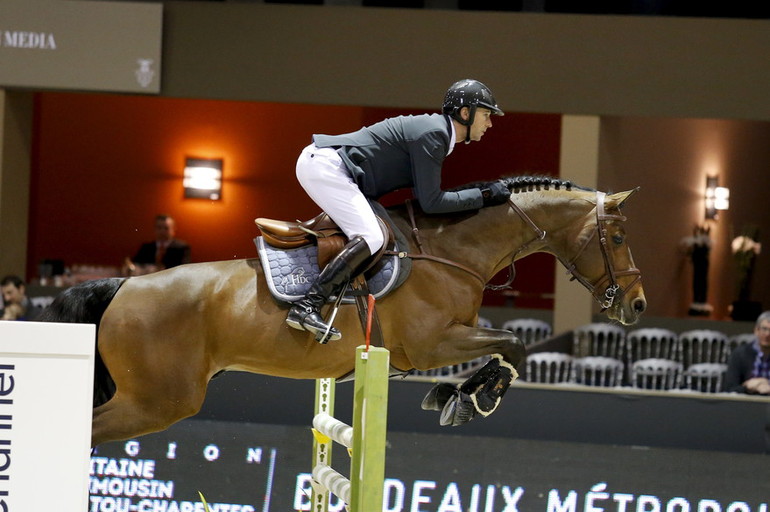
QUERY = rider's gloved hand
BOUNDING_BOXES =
[480,181,510,207]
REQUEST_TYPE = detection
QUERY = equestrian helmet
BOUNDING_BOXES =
[442,79,504,126]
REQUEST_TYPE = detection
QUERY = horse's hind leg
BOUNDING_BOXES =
[92,304,213,446]
[91,383,207,447]
[91,339,210,447]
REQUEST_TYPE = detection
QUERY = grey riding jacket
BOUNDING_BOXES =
[312,113,484,214]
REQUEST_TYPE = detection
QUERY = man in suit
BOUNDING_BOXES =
[1,275,43,321]
[131,214,191,271]
[286,79,510,342]
[725,311,770,395]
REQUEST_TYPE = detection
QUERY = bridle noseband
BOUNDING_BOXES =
[506,190,641,311]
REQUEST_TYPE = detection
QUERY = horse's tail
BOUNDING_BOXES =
[38,277,126,408]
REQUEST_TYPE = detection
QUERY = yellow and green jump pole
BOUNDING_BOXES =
[311,295,389,512]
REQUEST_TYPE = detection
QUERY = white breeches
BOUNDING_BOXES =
[296,144,385,254]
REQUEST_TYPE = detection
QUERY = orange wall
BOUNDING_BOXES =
[28,92,561,306]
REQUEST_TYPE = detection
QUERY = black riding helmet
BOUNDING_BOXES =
[442,79,504,143]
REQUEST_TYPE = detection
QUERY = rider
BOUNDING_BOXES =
[286,79,510,342]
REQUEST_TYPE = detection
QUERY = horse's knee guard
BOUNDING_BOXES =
[463,354,518,417]
[432,354,519,427]
[459,356,500,394]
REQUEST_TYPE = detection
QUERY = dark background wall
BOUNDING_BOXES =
[28,93,770,316]
[10,3,770,318]
[29,93,561,307]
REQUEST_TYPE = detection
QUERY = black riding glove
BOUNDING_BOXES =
[480,181,510,207]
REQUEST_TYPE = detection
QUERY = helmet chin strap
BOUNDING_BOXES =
[462,105,476,144]
[450,105,477,143]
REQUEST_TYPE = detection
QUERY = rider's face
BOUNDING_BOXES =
[465,107,493,142]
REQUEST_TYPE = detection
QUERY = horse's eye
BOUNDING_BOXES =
[612,234,624,245]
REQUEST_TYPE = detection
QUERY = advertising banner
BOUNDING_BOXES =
[0,0,162,93]
[90,418,770,512]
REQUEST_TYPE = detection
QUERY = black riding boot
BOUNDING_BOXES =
[286,236,371,342]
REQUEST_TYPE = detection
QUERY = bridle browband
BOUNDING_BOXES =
[393,191,641,312]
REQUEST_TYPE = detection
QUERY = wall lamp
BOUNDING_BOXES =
[704,175,729,220]
[183,157,222,200]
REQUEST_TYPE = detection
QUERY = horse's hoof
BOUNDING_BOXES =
[421,383,457,411]
[439,392,476,427]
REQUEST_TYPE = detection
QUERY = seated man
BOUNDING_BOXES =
[130,214,191,273]
[725,310,770,395]
[1,275,43,321]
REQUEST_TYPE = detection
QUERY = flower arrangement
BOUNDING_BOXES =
[732,225,761,302]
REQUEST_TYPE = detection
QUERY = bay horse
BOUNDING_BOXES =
[40,176,646,447]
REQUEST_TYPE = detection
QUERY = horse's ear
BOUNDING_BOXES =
[607,187,640,209]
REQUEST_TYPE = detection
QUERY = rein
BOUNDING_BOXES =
[390,192,640,312]
[384,200,486,286]
[485,197,547,291]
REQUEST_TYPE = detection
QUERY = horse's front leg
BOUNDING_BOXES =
[419,324,526,427]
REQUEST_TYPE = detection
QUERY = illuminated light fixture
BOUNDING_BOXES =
[183,157,223,200]
[704,175,729,220]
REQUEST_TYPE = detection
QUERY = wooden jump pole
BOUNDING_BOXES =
[311,296,389,512]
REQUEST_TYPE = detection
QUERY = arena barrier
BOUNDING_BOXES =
[311,344,390,512]
[0,321,95,510]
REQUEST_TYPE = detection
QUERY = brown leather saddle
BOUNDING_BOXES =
[255,212,395,348]
[254,212,392,269]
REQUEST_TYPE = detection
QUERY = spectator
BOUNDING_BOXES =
[129,214,191,274]
[724,310,770,395]
[1,275,43,321]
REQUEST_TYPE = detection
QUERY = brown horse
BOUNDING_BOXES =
[41,176,645,447]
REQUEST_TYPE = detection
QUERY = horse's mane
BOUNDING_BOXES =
[385,174,594,219]
[449,174,594,194]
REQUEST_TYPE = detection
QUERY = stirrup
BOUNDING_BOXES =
[315,286,345,343]
[285,307,342,343]
[285,283,348,344]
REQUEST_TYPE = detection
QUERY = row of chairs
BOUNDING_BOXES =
[571,323,750,367]
[528,324,754,392]
[527,353,728,392]
[415,318,754,394]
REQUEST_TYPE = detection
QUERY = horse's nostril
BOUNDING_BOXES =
[633,297,646,313]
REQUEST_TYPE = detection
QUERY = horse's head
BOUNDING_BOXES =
[556,188,646,325]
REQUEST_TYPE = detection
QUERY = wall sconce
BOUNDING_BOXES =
[704,175,729,220]
[183,157,222,200]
